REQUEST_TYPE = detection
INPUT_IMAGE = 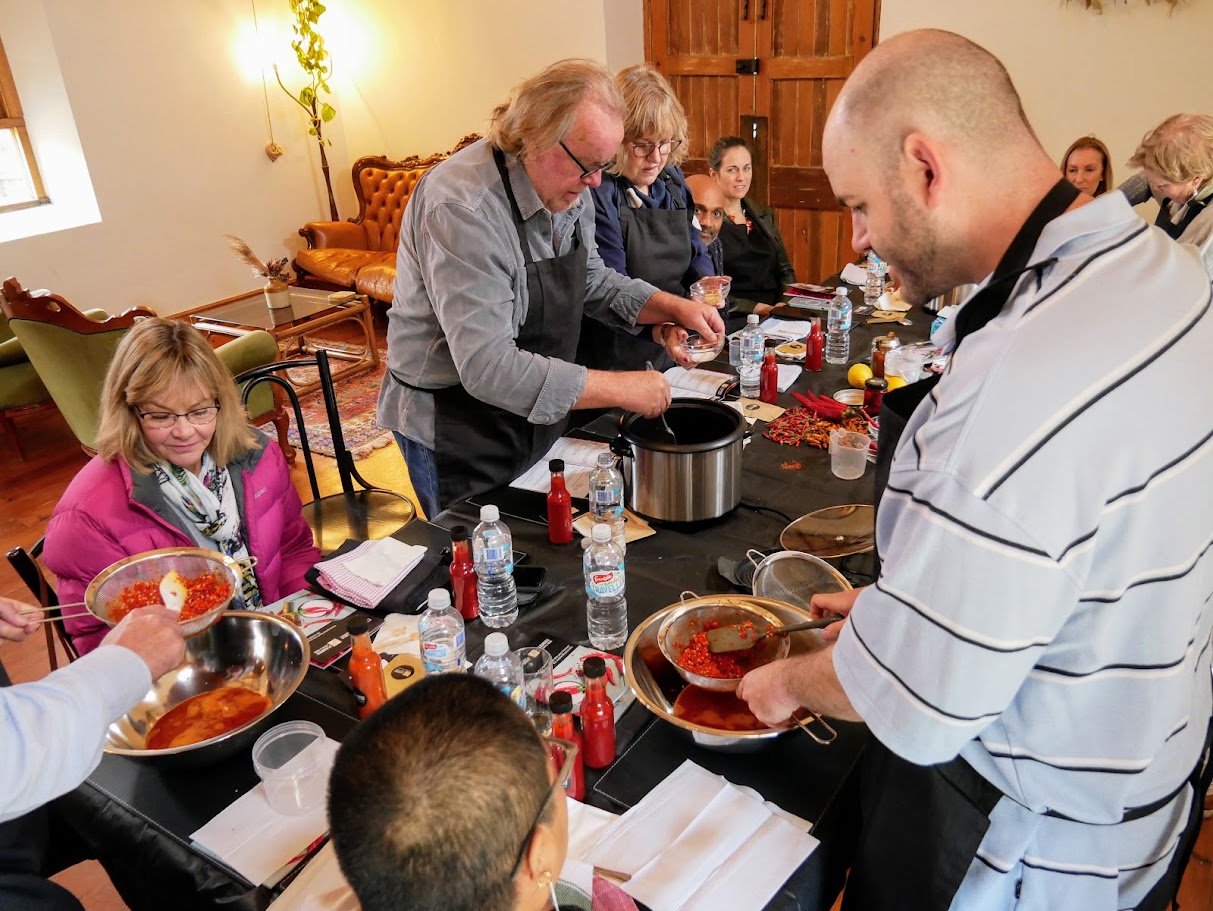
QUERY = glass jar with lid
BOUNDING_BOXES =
[870,333,902,379]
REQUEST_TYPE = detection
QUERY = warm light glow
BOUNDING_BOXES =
[230,9,293,86]
[315,5,377,85]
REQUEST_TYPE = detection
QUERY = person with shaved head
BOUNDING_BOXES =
[738,29,1213,911]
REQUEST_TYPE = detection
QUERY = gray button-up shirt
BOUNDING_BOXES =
[376,138,659,450]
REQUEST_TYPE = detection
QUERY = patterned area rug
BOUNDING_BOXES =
[284,347,394,461]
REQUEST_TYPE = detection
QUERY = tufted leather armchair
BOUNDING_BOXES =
[295,135,480,305]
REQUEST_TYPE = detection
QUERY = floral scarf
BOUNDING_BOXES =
[153,452,263,608]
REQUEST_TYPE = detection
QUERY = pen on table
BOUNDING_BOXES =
[272,832,330,892]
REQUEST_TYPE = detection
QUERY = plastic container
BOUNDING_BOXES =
[587,451,626,551]
[252,720,328,816]
[419,588,466,674]
[689,275,731,309]
[829,429,871,480]
[677,330,725,364]
[584,523,628,650]
[825,287,851,365]
[737,314,764,399]
[473,505,518,628]
[474,632,525,708]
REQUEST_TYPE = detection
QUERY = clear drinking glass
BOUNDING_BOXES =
[515,646,554,734]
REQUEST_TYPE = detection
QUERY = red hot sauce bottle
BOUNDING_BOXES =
[759,346,779,404]
[547,458,574,545]
[806,318,824,372]
[549,690,585,801]
[449,525,479,621]
[346,616,388,719]
[580,656,616,769]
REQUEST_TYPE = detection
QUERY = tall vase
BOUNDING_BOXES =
[264,284,291,310]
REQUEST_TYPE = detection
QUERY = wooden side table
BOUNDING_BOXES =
[189,288,380,396]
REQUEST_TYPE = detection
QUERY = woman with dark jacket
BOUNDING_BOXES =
[582,64,713,371]
[710,136,797,322]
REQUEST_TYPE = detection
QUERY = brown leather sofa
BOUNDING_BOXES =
[295,134,480,305]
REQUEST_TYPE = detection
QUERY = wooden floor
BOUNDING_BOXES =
[1,381,1210,911]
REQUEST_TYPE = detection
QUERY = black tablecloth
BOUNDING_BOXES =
[69,286,930,911]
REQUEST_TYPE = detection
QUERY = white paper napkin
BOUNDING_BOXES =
[567,798,619,862]
[341,537,425,587]
[776,364,802,392]
[840,262,867,284]
[191,737,339,885]
[267,842,358,911]
[371,612,421,656]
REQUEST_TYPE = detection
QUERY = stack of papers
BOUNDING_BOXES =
[581,760,819,911]
[663,366,733,400]
[511,438,610,497]
[757,317,811,342]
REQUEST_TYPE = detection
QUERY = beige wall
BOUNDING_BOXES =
[879,0,1212,214]
[0,0,628,314]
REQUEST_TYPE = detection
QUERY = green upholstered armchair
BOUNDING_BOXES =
[0,279,292,459]
[0,307,55,460]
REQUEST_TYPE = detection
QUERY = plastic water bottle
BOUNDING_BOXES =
[473,632,525,707]
[418,588,466,674]
[738,314,764,399]
[473,505,518,628]
[864,252,886,307]
[587,451,626,551]
[584,523,628,649]
[825,286,852,365]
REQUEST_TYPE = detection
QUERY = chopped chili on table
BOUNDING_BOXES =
[110,572,232,623]
[763,400,869,449]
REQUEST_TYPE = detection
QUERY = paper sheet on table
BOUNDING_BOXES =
[573,507,655,544]
[511,438,609,497]
[268,796,616,911]
[663,366,732,400]
[192,737,339,885]
[340,537,426,587]
[372,612,421,656]
[581,760,818,911]
[776,364,802,392]
[840,262,867,284]
[757,318,811,342]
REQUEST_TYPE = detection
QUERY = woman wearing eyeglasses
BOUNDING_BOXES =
[579,64,714,372]
[709,136,797,320]
[43,318,319,655]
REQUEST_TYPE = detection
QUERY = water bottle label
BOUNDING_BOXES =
[485,542,512,565]
[498,683,524,707]
[422,631,465,664]
[586,569,625,598]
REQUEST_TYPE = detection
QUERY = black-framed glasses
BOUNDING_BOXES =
[559,141,613,181]
[509,735,580,878]
[135,404,221,429]
[628,139,682,159]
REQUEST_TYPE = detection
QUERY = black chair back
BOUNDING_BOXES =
[6,537,79,670]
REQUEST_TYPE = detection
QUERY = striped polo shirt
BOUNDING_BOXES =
[833,191,1213,910]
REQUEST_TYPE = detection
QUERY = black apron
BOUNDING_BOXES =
[718,203,782,308]
[850,177,1213,911]
[1153,191,1210,241]
[576,173,692,373]
[424,148,587,511]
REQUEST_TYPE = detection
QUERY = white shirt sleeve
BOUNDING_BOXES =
[0,645,152,822]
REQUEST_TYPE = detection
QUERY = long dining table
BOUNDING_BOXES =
[63,285,933,911]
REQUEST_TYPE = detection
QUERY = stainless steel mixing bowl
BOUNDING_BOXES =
[104,611,310,767]
[625,593,833,752]
[657,599,789,693]
[86,548,248,637]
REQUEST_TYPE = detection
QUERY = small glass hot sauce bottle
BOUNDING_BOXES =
[346,616,388,719]
[580,656,616,769]
[547,458,574,545]
[806,318,824,372]
[863,377,888,416]
[449,525,479,621]
[549,690,585,801]
[759,345,779,404]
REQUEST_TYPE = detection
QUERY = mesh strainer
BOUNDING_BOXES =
[746,549,851,611]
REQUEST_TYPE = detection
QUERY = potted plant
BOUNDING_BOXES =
[225,235,293,310]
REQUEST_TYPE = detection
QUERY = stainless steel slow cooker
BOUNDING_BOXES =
[617,398,745,522]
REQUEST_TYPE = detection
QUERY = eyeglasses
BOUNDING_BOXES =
[135,404,220,429]
[559,141,613,181]
[628,139,682,159]
[510,735,580,878]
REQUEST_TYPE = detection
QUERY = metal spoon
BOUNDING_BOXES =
[644,360,677,445]
[705,614,845,654]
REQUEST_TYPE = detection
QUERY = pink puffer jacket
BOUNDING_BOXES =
[43,432,319,654]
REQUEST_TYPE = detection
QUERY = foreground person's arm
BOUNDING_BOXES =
[0,608,184,823]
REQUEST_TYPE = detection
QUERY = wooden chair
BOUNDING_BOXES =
[0,278,292,459]
[0,306,57,460]
[6,538,79,671]
[237,349,416,553]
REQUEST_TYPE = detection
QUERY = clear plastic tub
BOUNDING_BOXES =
[251,720,328,815]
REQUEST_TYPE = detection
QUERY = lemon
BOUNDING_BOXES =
[847,364,873,389]
[885,375,907,391]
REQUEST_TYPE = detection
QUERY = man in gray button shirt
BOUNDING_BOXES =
[378,59,723,516]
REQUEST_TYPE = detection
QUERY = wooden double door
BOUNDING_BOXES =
[645,0,880,282]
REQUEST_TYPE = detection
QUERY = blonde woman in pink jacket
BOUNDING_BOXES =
[44,318,319,654]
